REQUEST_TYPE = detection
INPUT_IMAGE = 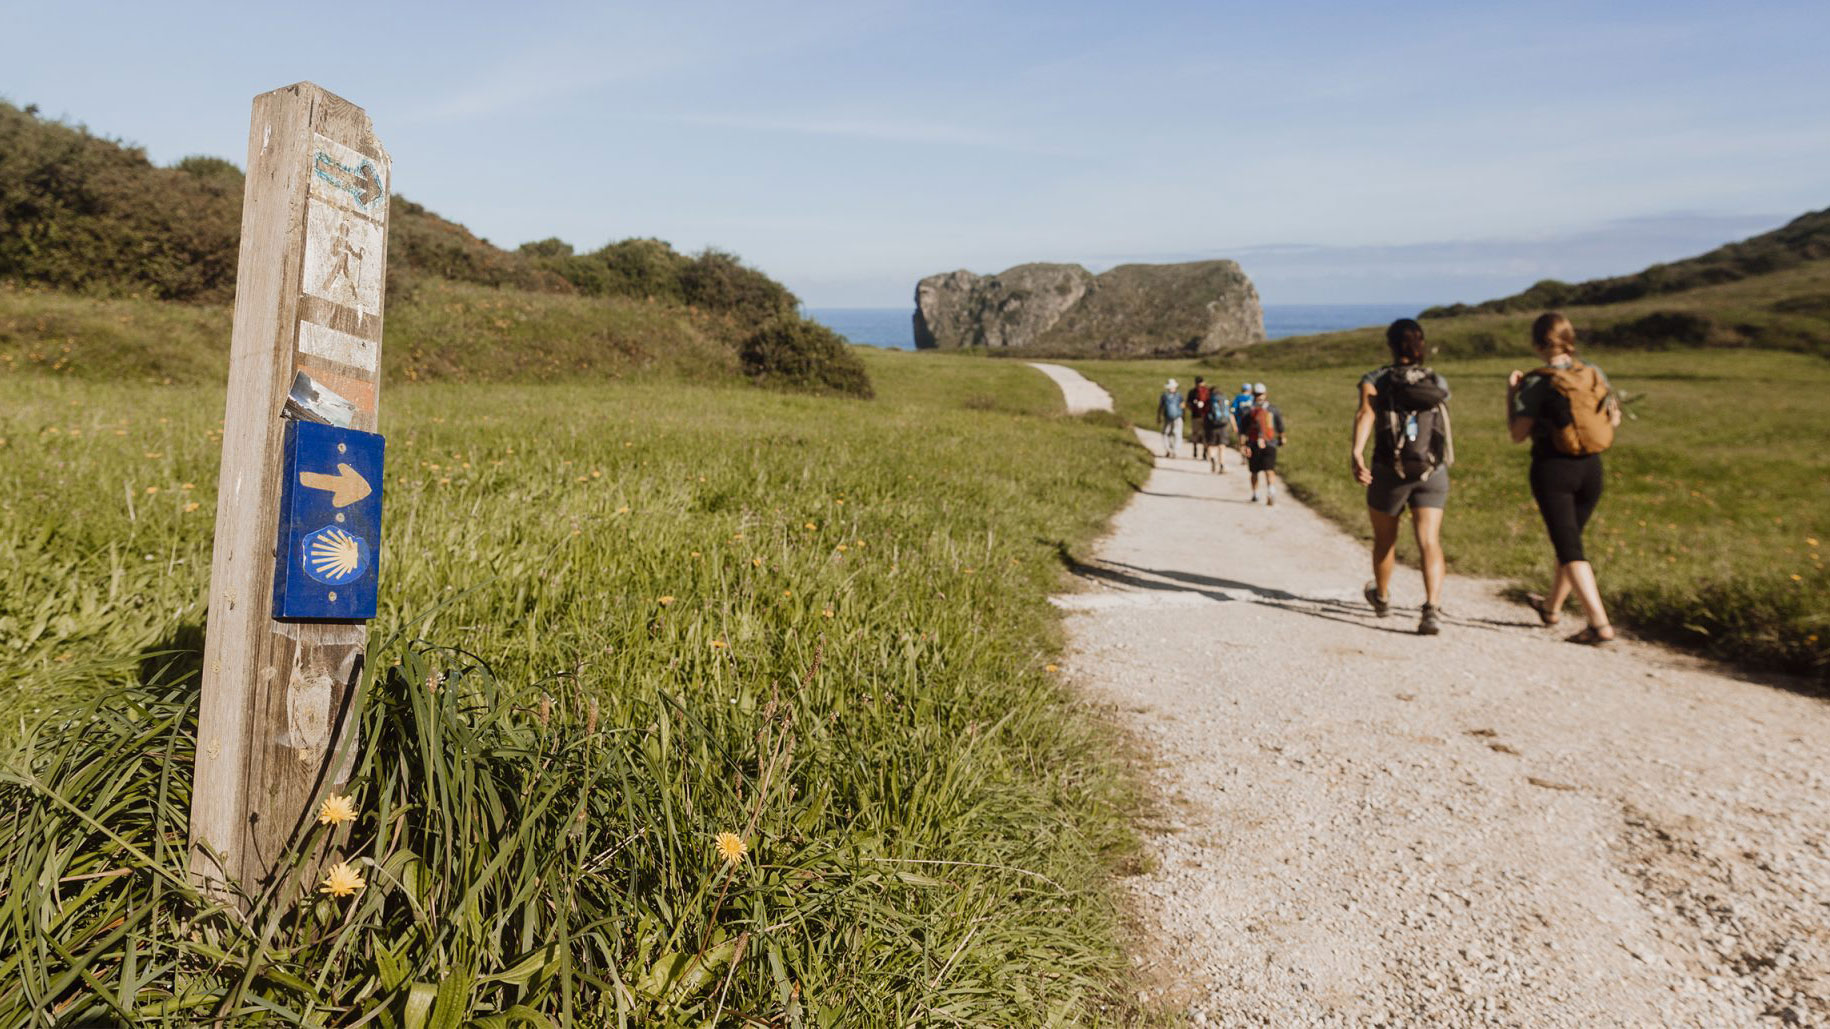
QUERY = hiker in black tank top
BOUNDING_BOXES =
[1351,319,1450,635]
[1507,312,1623,645]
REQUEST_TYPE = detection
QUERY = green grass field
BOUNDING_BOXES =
[1066,346,1830,680]
[0,348,1158,1024]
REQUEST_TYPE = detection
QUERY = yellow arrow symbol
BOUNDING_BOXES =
[299,463,372,508]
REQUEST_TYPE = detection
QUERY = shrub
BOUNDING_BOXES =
[679,248,796,326]
[738,316,873,397]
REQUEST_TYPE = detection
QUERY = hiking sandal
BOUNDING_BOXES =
[1527,593,1561,627]
[1363,581,1390,618]
[1566,625,1616,646]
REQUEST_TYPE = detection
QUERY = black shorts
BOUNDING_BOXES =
[1366,463,1449,516]
[1529,454,1603,564]
[1202,421,1230,446]
[1247,446,1277,472]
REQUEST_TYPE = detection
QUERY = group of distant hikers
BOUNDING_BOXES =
[1157,312,1621,641]
[1156,377,1287,502]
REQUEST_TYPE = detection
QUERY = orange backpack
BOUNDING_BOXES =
[1536,360,1614,456]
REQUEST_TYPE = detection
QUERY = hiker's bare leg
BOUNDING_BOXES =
[1413,506,1446,607]
[1563,560,1611,630]
[1548,563,1575,616]
[1368,508,1400,601]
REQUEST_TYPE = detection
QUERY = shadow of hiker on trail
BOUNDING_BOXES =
[1047,542,1527,638]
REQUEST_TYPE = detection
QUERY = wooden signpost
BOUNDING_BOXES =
[191,83,391,898]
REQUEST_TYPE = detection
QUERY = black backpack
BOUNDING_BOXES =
[1377,366,1453,481]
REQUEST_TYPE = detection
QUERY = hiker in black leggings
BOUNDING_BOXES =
[1507,312,1622,644]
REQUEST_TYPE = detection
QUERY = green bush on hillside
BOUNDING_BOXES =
[739,316,874,397]
[0,101,241,302]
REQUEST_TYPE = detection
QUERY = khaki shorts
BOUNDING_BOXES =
[1366,463,1449,516]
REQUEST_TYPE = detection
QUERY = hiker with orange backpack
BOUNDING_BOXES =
[1237,383,1285,504]
[1508,312,1622,645]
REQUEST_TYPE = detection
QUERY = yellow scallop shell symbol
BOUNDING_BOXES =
[306,526,366,584]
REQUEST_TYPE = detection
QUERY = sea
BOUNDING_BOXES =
[804,303,1427,350]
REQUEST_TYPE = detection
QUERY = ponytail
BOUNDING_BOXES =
[1532,312,1578,359]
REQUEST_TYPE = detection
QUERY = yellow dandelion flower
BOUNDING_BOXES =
[715,832,747,864]
[590,469,602,478]
[317,794,357,826]
[617,506,631,514]
[183,502,200,513]
[1792,574,1804,582]
[804,522,818,530]
[821,608,835,618]
[319,861,365,897]
[782,589,793,598]
[690,550,701,558]
[836,544,848,553]
[576,475,589,483]
[1810,538,1820,547]
[752,557,763,567]
[439,477,452,485]
[658,595,676,606]
[711,640,728,649]
[181,482,195,491]
[1045,664,1059,672]
[144,485,160,495]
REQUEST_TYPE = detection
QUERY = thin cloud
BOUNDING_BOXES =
[657,111,1064,153]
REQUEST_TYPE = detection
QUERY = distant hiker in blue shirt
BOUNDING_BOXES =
[1231,383,1255,430]
[1157,379,1185,459]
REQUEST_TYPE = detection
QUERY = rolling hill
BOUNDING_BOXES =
[0,99,869,395]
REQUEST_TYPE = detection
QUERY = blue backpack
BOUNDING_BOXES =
[1161,392,1183,420]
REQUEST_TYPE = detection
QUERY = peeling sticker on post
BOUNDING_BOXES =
[284,370,357,427]
[297,320,378,375]
[309,134,388,217]
[302,201,384,316]
[293,361,376,419]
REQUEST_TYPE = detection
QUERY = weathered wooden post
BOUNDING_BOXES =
[191,82,390,898]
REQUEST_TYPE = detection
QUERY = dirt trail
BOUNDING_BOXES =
[1028,362,1114,415]
[1036,364,1830,1027]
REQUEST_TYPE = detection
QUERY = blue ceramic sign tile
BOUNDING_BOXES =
[274,420,384,620]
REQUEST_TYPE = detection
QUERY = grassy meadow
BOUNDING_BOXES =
[1067,344,1830,680]
[0,347,1159,1024]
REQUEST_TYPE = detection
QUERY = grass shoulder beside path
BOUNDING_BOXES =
[1065,348,1829,681]
[0,347,1155,1024]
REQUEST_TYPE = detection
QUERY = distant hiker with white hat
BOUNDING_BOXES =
[1157,378,1185,459]
[1238,382,1286,504]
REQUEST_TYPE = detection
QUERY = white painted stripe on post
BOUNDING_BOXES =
[298,319,378,373]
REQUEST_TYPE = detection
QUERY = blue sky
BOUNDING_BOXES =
[5,0,1827,306]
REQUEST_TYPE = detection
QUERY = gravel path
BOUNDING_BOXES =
[1028,362,1115,415]
[1034,366,1830,1027]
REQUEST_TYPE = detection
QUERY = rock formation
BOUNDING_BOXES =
[912,259,1263,356]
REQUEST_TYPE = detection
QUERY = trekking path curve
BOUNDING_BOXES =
[1027,362,1114,414]
[1049,424,1830,1026]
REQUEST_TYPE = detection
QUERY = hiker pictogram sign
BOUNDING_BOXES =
[274,419,385,620]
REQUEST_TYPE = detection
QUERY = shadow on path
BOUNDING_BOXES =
[1053,544,1538,639]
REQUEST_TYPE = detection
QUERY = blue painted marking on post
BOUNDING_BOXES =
[274,420,385,620]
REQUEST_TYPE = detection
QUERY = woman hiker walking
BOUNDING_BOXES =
[1508,312,1623,644]
[1351,319,1453,636]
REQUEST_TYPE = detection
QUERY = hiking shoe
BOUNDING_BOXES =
[1363,581,1390,618]
[1418,604,1442,636]
[1250,493,1259,503]
[1267,490,1276,506]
